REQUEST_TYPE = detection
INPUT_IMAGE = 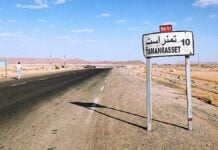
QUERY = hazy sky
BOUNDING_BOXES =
[0,0,218,63]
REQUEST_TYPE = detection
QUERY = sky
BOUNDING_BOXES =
[0,0,218,63]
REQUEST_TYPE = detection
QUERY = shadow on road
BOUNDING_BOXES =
[71,102,146,130]
[71,102,188,130]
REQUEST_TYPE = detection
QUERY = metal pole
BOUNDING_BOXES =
[146,58,152,131]
[185,56,193,130]
[49,53,52,70]
[64,55,66,68]
[5,61,7,77]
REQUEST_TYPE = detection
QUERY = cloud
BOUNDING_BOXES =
[0,32,16,37]
[72,38,96,44]
[116,19,127,24]
[128,26,144,31]
[193,0,218,7]
[185,17,193,23]
[54,36,72,40]
[70,28,94,33]
[54,36,95,44]
[209,14,217,18]
[0,32,34,42]
[0,32,24,38]
[144,21,151,25]
[37,19,46,23]
[83,39,96,42]
[161,21,177,26]
[101,13,111,17]
[96,13,111,18]
[54,0,66,5]
[8,20,17,23]
[16,0,48,9]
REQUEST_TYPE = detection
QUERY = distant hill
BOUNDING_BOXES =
[0,58,145,65]
[176,61,218,65]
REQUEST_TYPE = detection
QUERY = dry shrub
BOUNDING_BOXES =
[55,65,60,69]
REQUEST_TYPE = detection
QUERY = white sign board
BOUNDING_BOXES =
[142,31,194,58]
[0,61,7,67]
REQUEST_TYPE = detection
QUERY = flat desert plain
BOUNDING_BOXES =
[0,64,83,81]
[0,63,217,149]
[0,63,217,108]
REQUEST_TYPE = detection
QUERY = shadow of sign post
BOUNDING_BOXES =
[142,27,194,131]
[70,102,188,130]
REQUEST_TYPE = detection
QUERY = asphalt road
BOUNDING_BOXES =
[0,68,111,110]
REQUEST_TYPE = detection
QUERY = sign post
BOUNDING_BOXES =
[5,61,7,77]
[185,56,192,130]
[146,58,152,130]
[142,29,194,131]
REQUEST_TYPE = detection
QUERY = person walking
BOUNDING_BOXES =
[16,62,22,80]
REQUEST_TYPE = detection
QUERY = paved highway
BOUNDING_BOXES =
[0,68,111,110]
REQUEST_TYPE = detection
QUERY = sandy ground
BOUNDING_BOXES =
[0,67,217,150]
[135,64,218,106]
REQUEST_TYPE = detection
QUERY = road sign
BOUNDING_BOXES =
[142,31,194,58]
[0,61,7,67]
[160,25,172,32]
[0,60,8,77]
[142,30,194,131]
